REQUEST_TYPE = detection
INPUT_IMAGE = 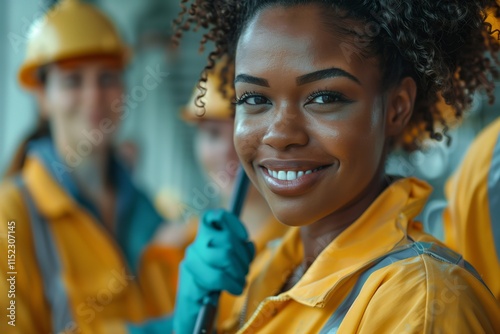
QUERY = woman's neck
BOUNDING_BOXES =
[52,135,118,234]
[56,139,116,222]
[72,153,111,199]
[300,172,389,269]
[72,151,117,233]
[54,137,111,196]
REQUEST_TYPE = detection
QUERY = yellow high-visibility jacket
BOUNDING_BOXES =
[216,177,500,333]
[0,138,174,333]
[219,215,290,328]
[442,117,500,300]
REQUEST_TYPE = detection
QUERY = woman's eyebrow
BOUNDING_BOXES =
[296,67,361,86]
[234,74,270,87]
[234,67,360,87]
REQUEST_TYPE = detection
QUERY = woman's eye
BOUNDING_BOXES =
[99,72,122,87]
[310,93,341,104]
[236,93,270,106]
[246,96,269,105]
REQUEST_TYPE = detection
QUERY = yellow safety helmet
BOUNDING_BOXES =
[182,58,235,122]
[486,7,500,34]
[18,0,128,89]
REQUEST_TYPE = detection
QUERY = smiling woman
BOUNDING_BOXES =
[172,1,500,333]
[233,5,397,229]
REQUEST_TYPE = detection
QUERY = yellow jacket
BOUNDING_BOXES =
[442,117,500,300]
[216,178,500,333]
[218,215,290,328]
[0,139,173,333]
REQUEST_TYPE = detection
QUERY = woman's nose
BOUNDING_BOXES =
[262,106,308,151]
[82,80,105,108]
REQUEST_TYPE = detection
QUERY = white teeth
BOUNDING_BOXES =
[266,168,320,180]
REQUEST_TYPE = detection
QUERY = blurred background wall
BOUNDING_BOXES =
[1,0,499,229]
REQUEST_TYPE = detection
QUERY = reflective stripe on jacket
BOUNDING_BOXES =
[0,139,172,333]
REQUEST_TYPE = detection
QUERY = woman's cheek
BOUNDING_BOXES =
[234,115,258,162]
[105,88,124,121]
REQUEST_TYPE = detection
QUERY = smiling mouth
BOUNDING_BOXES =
[258,163,333,196]
[265,166,328,181]
[259,161,337,197]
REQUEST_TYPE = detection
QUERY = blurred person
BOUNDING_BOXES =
[421,11,500,301]
[0,1,173,333]
[124,60,289,333]
[439,117,500,300]
[155,59,288,250]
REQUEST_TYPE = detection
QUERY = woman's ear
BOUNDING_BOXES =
[385,77,417,137]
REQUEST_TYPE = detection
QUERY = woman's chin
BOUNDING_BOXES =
[272,211,313,228]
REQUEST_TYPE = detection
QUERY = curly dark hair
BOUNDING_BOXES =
[173,0,500,151]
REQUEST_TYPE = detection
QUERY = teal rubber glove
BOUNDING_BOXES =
[173,209,255,334]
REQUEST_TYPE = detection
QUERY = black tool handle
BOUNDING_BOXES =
[193,167,250,334]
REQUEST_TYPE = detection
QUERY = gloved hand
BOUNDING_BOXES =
[173,209,255,334]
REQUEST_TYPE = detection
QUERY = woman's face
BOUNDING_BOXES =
[195,119,240,200]
[39,59,124,156]
[234,5,391,227]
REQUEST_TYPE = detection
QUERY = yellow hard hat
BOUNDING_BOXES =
[18,0,128,89]
[486,8,500,34]
[182,58,235,122]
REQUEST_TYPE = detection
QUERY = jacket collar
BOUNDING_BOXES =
[22,137,135,223]
[246,177,432,310]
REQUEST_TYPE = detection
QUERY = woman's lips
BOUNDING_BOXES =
[259,164,332,196]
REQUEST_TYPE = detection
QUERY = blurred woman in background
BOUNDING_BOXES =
[0,1,172,333]
[140,60,289,331]
[424,10,500,302]
[156,59,288,251]
[440,116,500,300]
